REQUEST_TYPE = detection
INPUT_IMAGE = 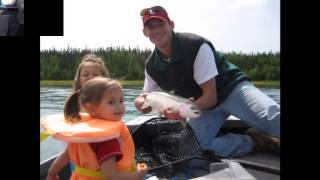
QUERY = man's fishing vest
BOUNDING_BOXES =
[146,32,249,107]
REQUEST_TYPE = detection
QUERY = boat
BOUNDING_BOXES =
[40,115,280,180]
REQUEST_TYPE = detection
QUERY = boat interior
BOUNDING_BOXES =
[40,116,280,180]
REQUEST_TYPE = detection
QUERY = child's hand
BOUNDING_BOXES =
[137,163,148,179]
[46,174,60,180]
[137,163,147,171]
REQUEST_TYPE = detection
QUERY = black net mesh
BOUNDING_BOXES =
[152,127,199,162]
[133,117,201,178]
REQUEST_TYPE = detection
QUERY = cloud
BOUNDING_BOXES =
[229,0,266,9]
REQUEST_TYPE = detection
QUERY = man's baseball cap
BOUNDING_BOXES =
[140,6,170,26]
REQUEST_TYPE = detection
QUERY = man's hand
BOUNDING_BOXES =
[163,107,185,120]
[163,97,195,120]
[134,93,152,113]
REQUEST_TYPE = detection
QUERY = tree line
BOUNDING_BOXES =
[40,47,279,81]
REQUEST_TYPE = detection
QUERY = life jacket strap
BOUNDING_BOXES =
[40,131,51,142]
[74,164,103,178]
[74,163,137,178]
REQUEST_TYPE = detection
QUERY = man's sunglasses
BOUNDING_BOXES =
[140,6,166,17]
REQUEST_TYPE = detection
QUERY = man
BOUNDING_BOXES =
[134,6,280,157]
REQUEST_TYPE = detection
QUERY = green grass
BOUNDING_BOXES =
[119,80,144,86]
[41,80,73,86]
[40,80,145,87]
[41,80,279,88]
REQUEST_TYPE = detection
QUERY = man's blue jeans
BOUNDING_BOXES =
[188,81,280,157]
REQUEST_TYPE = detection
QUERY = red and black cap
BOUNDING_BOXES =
[140,6,171,26]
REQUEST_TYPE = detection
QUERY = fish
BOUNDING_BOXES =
[141,92,201,127]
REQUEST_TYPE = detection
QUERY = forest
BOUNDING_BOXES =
[40,47,280,81]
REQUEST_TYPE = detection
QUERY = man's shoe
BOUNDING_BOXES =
[245,128,280,154]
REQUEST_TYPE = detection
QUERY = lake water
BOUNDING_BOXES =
[40,86,144,122]
[40,86,280,163]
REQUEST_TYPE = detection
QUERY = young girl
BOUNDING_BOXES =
[43,77,148,180]
[72,53,111,114]
[73,54,110,91]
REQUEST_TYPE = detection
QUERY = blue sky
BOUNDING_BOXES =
[40,0,280,53]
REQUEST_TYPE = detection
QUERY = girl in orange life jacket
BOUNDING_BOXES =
[70,54,112,173]
[46,77,148,180]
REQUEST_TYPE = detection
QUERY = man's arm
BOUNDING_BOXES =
[193,77,217,110]
[192,43,218,110]
[163,77,217,120]
[164,43,219,119]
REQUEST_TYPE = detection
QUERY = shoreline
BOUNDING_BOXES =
[40,80,280,88]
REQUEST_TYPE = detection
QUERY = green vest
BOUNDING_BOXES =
[146,32,249,107]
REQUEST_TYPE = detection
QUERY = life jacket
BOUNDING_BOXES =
[41,113,135,180]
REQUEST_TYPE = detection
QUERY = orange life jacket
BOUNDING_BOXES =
[41,113,135,180]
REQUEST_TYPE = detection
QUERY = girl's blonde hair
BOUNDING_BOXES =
[72,54,110,91]
[64,77,122,122]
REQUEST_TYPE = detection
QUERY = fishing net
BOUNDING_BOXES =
[152,126,199,162]
[133,117,206,178]
[133,117,273,179]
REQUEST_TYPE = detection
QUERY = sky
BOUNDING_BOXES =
[40,0,280,53]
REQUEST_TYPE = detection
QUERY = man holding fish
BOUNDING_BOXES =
[134,6,280,158]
